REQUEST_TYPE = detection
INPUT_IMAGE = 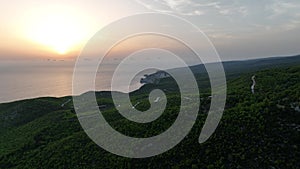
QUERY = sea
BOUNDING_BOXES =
[0,60,144,103]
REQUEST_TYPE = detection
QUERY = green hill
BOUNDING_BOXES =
[0,64,299,168]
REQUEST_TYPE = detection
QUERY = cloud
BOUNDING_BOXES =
[135,0,207,16]
[136,0,249,17]
[263,0,300,31]
[135,0,300,39]
[267,1,300,17]
[281,19,300,31]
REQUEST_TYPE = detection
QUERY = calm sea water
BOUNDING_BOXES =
[0,61,143,103]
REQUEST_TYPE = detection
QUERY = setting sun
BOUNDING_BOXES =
[24,6,94,55]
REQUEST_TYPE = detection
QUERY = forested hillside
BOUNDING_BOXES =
[0,65,299,169]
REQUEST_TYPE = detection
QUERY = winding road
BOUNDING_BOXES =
[251,75,256,94]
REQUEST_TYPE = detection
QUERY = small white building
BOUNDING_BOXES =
[140,71,170,84]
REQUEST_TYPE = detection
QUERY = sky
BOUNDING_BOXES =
[0,0,300,61]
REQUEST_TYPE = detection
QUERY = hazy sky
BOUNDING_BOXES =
[1,0,300,61]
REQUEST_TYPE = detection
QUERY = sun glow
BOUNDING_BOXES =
[24,6,94,55]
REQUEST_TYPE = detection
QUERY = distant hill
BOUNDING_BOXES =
[191,54,300,73]
[146,54,300,81]
[140,54,300,91]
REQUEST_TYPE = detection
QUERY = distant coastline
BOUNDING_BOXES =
[1,54,299,104]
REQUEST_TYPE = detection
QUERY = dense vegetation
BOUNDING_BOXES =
[0,64,299,168]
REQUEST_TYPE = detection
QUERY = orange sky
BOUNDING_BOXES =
[0,0,145,60]
[1,0,300,61]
